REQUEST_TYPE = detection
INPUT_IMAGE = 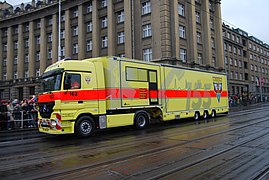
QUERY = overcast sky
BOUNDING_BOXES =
[221,0,268,44]
[4,0,269,44]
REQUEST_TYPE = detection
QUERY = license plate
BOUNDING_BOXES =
[42,127,49,131]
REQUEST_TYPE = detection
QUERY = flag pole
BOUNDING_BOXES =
[260,77,263,102]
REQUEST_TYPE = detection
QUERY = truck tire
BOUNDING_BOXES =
[211,110,216,118]
[203,111,208,119]
[134,112,149,129]
[194,111,200,121]
[75,116,95,138]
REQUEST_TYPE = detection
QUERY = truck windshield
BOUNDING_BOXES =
[41,73,62,92]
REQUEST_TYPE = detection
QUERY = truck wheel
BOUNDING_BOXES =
[194,111,200,121]
[134,112,149,129]
[203,111,208,119]
[75,116,95,138]
[211,110,216,118]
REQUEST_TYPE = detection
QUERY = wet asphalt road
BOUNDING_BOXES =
[1,104,269,180]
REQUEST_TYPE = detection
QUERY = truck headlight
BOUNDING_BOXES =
[51,121,57,126]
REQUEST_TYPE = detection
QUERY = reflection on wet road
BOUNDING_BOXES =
[1,105,269,180]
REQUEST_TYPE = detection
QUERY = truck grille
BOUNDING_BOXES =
[39,102,55,118]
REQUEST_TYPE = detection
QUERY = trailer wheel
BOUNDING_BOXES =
[211,110,216,118]
[194,111,200,121]
[75,116,95,138]
[134,112,149,129]
[203,111,208,119]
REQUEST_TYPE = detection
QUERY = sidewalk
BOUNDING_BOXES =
[229,101,268,112]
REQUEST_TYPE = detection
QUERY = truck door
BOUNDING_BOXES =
[149,70,158,105]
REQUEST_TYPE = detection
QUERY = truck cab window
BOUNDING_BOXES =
[64,73,81,89]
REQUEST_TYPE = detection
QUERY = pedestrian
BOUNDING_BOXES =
[7,100,14,130]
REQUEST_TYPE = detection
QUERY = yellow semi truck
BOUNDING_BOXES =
[38,57,228,137]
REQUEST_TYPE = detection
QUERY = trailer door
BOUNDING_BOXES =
[149,70,158,105]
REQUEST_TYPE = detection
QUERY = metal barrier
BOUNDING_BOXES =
[0,111,38,130]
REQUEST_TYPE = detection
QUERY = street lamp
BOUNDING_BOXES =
[58,0,61,61]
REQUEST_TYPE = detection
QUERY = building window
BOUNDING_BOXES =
[36,69,40,77]
[37,21,41,28]
[230,72,233,79]
[48,33,53,42]
[142,1,151,15]
[234,60,237,66]
[249,42,252,49]
[211,38,215,48]
[178,3,184,16]
[225,56,228,64]
[25,70,29,79]
[253,45,256,51]
[198,53,202,64]
[61,30,65,39]
[255,65,257,72]
[14,56,18,65]
[238,48,241,56]
[232,34,235,41]
[239,60,242,68]
[14,71,18,79]
[48,49,52,59]
[37,51,40,61]
[197,32,201,44]
[234,47,237,54]
[25,54,29,63]
[101,17,108,28]
[236,36,240,43]
[73,26,78,36]
[14,27,18,34]
[14,41,18,49]
[86,40,93,51]
[230,58,233,65]
[102,36,108,48]
[235,72,238,80]
[25,39,29,48]
[212,57,216,66]
[87,3,93,13]
[250,64,253,70]
[3,44,7,51]
[227,32,231,39]
[180,48,187,62]
[142,24,152,38]
[210,18,214,29]
[195,11,201,23]
[87,21,93,32]
[61,46,65,57]
[48,17,53,25]
[25,24,29,31]
[73,43,78,54]
[3,73,7,81]
[118,11,125,23]
[143,48,152,62]
[61,14,65,21]
[229,45,232,52]
[36,36,40,45]
[250,53,253,60]
[179,25,186,39]
[73,8,78,17]
[118,31,125,44]
[101,0,108,8]
[3,58,7,66]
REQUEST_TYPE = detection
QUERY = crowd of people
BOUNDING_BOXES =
[0,96,38,130]
[229,93,268,107]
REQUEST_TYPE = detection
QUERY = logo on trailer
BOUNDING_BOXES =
[85,77,91,84]
[213,77,223,103]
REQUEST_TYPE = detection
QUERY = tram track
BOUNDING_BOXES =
[26,112,269,180]
[1,106,269,180]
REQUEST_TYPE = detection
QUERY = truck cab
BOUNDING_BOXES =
[38,59,105,136]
